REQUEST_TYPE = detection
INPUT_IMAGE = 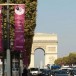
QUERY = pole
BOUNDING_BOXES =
[2,53,4,76]
[0,3,25,76]
[6,0,11,76]
[2,7,5,76]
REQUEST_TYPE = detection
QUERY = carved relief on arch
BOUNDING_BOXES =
[49,56,55,64]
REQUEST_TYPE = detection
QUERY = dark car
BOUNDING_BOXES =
[68,69,76,76]
[72,70,76,76]
[41,69,51,76]
[53,70,70,76]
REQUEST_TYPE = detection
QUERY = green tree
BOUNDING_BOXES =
[68,53,76,65]
[54,58,63,66]
[0,0,37,67]
[54,52,76,66]
[62,56,69,65]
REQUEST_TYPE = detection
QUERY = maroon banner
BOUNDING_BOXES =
[0,6,3,52]
[14,4,25,52]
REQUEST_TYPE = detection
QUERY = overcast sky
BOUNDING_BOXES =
[35,0,76,58]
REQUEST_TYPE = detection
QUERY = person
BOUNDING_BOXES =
[22,67,28,76]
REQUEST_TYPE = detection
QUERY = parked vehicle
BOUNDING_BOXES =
[72,70,76,76]
[53,70,70,76]
[41,69,51,76]
[29,68,39,76]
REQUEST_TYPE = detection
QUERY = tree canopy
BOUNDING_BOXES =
[54,52,76,66]
[0,0,37,66]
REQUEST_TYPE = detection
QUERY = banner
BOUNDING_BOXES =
[0,6,3,52]
[14,4,25,52]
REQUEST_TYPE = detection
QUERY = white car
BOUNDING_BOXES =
[30,68,39,75]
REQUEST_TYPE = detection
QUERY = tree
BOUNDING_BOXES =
[54,58,63,66]
[62,56,69,65]
[0,0,37,67]
[54,52,76,66]
[68,53,76,65]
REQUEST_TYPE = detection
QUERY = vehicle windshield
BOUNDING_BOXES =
[30,68,38,71]
[55,70,68,74]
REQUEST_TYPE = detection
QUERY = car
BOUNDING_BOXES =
[53,70,70,76]
[38,69,44,76]
[41,69,51,76]
[68,69,76,76]
[72,70,76,76]
[29,68,39,76]
[39,69,44,73]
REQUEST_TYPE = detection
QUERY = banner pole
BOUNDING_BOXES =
[0,3,25,76]
[6,0,12,76]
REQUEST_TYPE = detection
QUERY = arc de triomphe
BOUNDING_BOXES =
[29,33,58,68]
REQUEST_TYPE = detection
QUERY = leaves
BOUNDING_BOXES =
[0,0,37,66]
[54,52,76,66]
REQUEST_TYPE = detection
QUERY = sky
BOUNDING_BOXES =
[35,0,76,58]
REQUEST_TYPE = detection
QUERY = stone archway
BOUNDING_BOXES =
[34,48,45,68]
[29,33,58,68]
